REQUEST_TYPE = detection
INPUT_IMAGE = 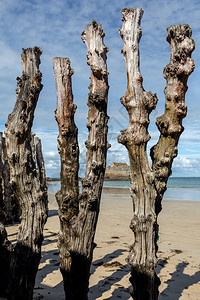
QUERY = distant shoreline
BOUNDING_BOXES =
[46,177,130,182]
[46,176,200,182]
[46,177,60,182]
[46,177,200,201]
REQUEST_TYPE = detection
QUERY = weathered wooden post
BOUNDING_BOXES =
[0,132,21,224]
[4,47,48,300]
[0,132,14,298]
[118,8,195,299]
[151,23,195,214]
[53,20,109,300]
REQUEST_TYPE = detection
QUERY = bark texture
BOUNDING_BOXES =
[53,20,109,300]
[0,132,21,224]
[0,132,14,298]
[4,47,48,300]
[118,8,194,300]
[53,57,80,297]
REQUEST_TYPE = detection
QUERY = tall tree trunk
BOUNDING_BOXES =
[4,47,48,300]
[118,8,195,300]
[53,20,109,300]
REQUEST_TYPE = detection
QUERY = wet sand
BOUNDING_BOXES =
[5,188,200,299]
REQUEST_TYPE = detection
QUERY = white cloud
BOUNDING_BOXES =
[44,151,59,159]
[45,159,60,170]
[173,156,200,169]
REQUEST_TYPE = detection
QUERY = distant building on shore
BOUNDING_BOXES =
[104,162,130,181]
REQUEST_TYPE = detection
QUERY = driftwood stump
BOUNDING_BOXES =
[118,8,195,300]
[2,47,48,300]
[53,20,109,300]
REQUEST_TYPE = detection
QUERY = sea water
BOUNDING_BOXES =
[47,177,200,202]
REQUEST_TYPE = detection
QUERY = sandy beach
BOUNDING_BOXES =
[6,188,200,299]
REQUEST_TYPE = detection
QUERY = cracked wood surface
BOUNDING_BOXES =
[0,132,20,224]
[0,132,14,298]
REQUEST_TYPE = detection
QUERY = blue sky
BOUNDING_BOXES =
[0,0,200,177]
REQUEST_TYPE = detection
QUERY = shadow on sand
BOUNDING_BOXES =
[89,255,200,299]
[159,261,200,299]
[89,248,131,299]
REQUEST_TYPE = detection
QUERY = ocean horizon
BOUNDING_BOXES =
[47,177,200,202]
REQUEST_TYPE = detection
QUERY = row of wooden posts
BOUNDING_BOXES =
[0,8,195,300]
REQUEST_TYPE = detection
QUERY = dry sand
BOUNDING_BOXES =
[5,188,200,299]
